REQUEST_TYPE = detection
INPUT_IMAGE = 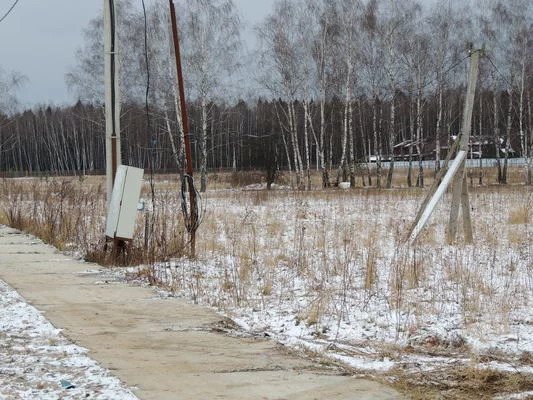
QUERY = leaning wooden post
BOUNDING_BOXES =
[407,49,482,244]
[446,49,482,243]
[104,0,121,207]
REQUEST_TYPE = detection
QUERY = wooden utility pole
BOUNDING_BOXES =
[407,49,483,244]
[169,0,198,258]
[104,0,121,206]
[446,50,481,243]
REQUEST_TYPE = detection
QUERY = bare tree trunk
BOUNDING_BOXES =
[494,84,503,183]
[320,90,329,187]
[386,96,395,188]
[275,104,292,175]
[211,116,216,170]
[358,99,371,186]
[306,105,320,175]
[200,97,208,192]
[15,120,22,172]
[502,88,512,184]
[337,105,349,185]
[328,110,333,173]
[303,101,311,190]
[518,58,527,183]
[435,83,443,174]
[288,102,304,189]
[527,86,533,185]
[478,90,483,185]
[348,101,355,187]
[373,95,382,188]
[416,84,424,188]
[337,62,352,186]
[164,109,183,180]
[408,94,414,187]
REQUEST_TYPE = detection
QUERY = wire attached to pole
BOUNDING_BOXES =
[0,0,20,24]
[141,0,157,256]
[181,174,204,233]
[486,54,514,89]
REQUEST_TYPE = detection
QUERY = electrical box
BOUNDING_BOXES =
[105,165,144,240]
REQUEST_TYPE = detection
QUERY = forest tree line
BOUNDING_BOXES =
[0,0,531,189]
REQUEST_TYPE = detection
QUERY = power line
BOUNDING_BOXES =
[421,53,471,93]
[0,0,20,24]
[140,0,157,254]
[486,53,513,89]
[383,52,470,118]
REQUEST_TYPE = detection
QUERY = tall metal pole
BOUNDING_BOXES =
[104,0,121,207]
[169,0,198,257]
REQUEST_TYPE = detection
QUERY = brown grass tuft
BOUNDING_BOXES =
[508,205,529,225]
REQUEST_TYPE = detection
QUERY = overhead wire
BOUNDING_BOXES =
[485,53,514,89]
[484,52,528,145]
[0,0,20,24]
[374,52,470,131]
[180,174,204,233]
[141,0,157,253]
[399,52,471,98]
[352,52,470,163]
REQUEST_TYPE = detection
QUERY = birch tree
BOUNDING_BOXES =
[0,66,25,115]
[178,0,242,192]
[501,1,533,183]
[426,1,462,174]
[66,0,143,104]
[478,0,532,183]
[307,0,338,187]
[379,0,420,188]
[401,16,432,188]
[0,67,26,170]
[335,0,361,186]
[359,0,384,187]
[257,0,306,189]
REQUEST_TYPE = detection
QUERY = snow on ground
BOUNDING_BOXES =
[1,178,531,397]
[0,280,138,400]
[114,187,532,397]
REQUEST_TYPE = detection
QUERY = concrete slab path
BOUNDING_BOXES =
[0,226,404,400]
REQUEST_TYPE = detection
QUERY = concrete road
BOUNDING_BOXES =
[0,226,404,400]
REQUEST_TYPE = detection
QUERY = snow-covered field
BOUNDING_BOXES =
[1,176,532,398]
[0,280,138,400]
[131,185,533,397]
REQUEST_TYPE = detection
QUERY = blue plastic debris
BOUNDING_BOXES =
[60,379,75,389]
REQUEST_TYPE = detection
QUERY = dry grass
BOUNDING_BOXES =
[393,365,533,400]
[509,205,530,225]
[0,177,188,265]
[1,168,531,399]
[149,164,526,192]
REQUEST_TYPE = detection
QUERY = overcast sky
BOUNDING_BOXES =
[0,0,275,107]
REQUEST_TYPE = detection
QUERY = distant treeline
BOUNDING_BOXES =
[0,86,526,179]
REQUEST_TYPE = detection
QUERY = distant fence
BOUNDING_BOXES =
[364,158,527,169]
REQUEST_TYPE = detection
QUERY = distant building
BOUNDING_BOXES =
[392,134,515,161]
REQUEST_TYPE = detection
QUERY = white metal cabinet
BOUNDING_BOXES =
[105,165,144,240]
